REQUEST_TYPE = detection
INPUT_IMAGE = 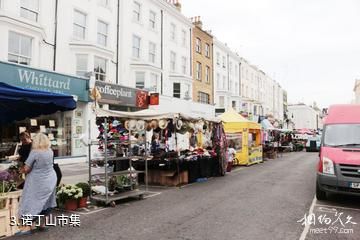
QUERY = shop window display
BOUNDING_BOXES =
[0,112,73,158]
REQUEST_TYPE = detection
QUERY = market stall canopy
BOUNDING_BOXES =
[261,119,275,130]
[219,108,261,132]
[0,82,76,123]
[95,108,221,123]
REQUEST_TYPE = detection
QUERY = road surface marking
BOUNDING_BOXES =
[299,196,317,240]
[315,204,360,212]
[144,191,162,199]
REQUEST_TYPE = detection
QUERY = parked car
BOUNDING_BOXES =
[316,104,360,200]
[305,135,321,152]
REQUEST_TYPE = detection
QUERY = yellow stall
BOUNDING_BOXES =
[219,108,263,166]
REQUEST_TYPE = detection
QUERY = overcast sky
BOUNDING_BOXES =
[181,0,360,108]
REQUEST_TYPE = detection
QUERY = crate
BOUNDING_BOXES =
[0,195,10,238]
[8,191,22,235]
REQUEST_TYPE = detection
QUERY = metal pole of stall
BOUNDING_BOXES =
[104,118,108,203]
[88,119,92,200]
[174,118,180,188]
[144,128,148,192]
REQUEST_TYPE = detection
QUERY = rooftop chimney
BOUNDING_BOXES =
[174,0,181,12]
[191,16,203,29]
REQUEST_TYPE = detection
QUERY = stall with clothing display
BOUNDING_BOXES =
[220,108,262,166]
[89,108,227,203]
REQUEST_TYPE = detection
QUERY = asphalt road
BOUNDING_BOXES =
[9,152,360,240]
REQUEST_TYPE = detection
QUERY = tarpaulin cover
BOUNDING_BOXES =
[0,82,76,123]
[95,108,221,123]
[219,108,261,132]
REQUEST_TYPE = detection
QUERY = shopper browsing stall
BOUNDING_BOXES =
[18,131,32,165]
[17,133,57,235]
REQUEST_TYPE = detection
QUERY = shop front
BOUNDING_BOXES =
[0,61,89,163]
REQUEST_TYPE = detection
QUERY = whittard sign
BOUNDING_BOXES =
[0,61,89,101]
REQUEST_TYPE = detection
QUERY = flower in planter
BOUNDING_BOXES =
[75,182,91,197]
[56,184,83,204]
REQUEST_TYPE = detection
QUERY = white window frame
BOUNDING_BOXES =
[181,56,187,75]
[133,1,141,22]
[222,76,226,89]
[150,73,158,92]
[94,56,107,81]
[205,43,210,58]
[75,54,88,77]
[216,52,220,65]
[181,29,186,47]
[135,71,145,89]
[198,92,210,104]
[205,65,210,83]
[97,20,108,47]
[20,0,39,22]
[219,96,225,108]
[73,10,87,40]
[222,56,226,68]
[132,35,141,59]
[195,38,201,53]
[196,62,202,81]
[170,51,176,72]
[216,73,220,89]
[149,42,156,63]
[170,23,176,41]
[8,31,32,65]
[173,82,181,98]
[149,10,156,29]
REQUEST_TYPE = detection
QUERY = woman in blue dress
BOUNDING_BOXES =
[17,133,57,235]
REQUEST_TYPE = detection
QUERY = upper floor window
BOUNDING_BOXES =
[75,54,88,77]
[132,35,141,58]
[181,56,187,75]
[216,52,220,65]
[149,42,156,63]
[196,62,202,81]
[97,20,108,47]
[195,38,201,53]
[198,92,210,104]
[222,56,226,68]
[8,31,32,65]
[149,11,156,29]
[205,65,210,83]
[73,10,86,39]
[170,23,176,41]
[97,0,109,7]
[173,82,181,98]
[133,1,141,22]
[135,71,145,89]
[205,43,210,58]
[170,51,176,72]
[216,73,220,89]
[181,30,186,47]
[150,73,158,92]
[219,96,225,108]
[20,0,39,22]
[94,56,107,81]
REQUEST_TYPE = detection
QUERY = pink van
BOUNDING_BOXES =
[316,104,360,200]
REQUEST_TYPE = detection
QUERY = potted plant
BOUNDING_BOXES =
[75,182,90,208]
[56,184,83,211]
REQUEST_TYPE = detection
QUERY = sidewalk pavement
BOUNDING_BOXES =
[60,162,88,184]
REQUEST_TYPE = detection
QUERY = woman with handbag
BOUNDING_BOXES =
[16,133,57,235]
